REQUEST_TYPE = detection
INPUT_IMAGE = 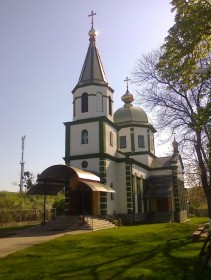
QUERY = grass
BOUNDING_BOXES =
[0,217,211,279]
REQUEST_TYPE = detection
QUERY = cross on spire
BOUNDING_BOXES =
[124,77,130,91]
[88,11,97,28]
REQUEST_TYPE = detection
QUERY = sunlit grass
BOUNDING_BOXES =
[0,217,210,279]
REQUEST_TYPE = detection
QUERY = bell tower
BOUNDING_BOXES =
[72,11,114,122]
[64,12,117,174]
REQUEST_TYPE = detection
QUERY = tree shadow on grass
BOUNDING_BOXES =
[1,231,211,280]
[61,236,211,280]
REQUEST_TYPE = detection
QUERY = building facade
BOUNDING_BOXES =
[63,20,188,223]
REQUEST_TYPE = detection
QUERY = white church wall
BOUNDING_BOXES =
[104,123,118,156]
[132,165,149,180]
[133,127,149,153]
[70,122,99,155]
[118,127,131,152]
[69,158,100,174]
[149,130,155,154]
[147,155,154,166]
[73,85,114,122]
[132,154,154,167]
[105,159,118,214]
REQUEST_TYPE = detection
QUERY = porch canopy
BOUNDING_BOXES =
[27,164,115,195]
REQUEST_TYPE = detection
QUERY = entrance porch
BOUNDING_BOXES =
[27,164,115,219]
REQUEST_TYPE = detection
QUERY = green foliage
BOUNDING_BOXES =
[187,186,208,209]
[0,191,65,210]
[0,191,32,210]
[158,0,210,86]
[156,0,210,136]
[52,195,65,215]
[0,218,210,279]
[133,0,210,219]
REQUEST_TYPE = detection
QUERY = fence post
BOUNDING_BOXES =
[43,194,46,225]
[0,211,3,227]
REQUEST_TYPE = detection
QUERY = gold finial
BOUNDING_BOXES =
[122,76,134,106]
[88,11,97,40]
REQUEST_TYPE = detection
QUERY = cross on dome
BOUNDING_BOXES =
[88,11,97,28]
[124,77,131,91]
[88,11,97,40]
[121,76,134,106]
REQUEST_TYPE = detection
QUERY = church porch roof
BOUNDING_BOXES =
[27,164,115,195]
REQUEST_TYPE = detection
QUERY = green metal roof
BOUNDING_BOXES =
[114,105,156,132]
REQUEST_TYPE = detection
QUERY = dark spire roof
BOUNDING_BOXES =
[172,136,179,154]
[72,12,111,93]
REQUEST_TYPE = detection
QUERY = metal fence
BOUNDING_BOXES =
[0,208,56,227]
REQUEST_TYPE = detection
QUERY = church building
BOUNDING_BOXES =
[62,14,187,223]
[29,13,187,223]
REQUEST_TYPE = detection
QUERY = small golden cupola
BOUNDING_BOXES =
[121,77,134,107]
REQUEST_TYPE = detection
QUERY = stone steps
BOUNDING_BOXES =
[45,215,116,231]
[80,217,116,230]
[44,215,79,231]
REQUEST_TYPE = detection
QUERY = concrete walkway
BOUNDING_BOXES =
[0,225,89,259]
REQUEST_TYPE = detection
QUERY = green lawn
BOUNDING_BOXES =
[0,217,210,280]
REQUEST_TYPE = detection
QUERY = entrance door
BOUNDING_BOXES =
[78,190,92,215]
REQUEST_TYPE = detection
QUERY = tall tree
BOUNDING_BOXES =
[23,171,34,190]
[133,0,211,226]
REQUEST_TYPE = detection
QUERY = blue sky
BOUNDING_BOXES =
[0,0,175,192]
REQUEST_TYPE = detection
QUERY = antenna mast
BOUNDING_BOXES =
[19,136,26,193]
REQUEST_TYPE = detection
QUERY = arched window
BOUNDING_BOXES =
[109,96,112,116]
[96,92,103,112]
[110,132,113,146]
[81,92,88,113]
[81,129,88,144]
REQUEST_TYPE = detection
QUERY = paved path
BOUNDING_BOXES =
[0,225,89,259]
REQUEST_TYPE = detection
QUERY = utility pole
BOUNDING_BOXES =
[19,136,26,193]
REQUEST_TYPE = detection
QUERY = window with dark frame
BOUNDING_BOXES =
[120,136,126,148]
[81,92,88,113]
[81,129,88,144]
[109,96,112,115]
[110,183,114,200]
[138,135,145,148]
[110,132,113,146]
